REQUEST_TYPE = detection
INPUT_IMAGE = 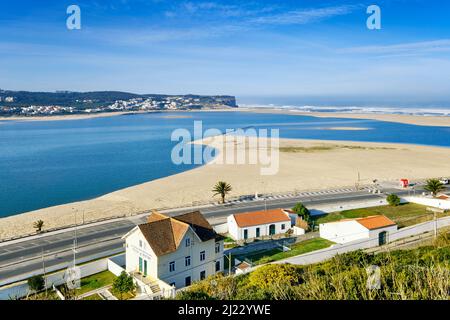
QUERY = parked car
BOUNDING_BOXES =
[439,178,449,185]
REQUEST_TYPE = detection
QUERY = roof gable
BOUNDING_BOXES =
[173,211,217,242]
[134,211,217,256]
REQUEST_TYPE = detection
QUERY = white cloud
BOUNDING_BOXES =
[250,5,359,25]
[341,39,450,55]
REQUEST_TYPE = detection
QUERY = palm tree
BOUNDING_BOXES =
[212,181,232,204]
[424,179,446,197]
[33,220,44,233]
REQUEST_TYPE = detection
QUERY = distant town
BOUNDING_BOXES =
[0,89,238,117]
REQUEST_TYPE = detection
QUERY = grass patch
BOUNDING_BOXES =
[234,238,334,266]
[311,203,448,228]
[110,288,136,300]
[75,270,116,296]
[22,291,60,300]
[223,236,235,243]
[280,145,394,153]
[82,293,104,300]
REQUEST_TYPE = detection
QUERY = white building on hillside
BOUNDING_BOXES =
[319,215,397,245]
[227,208,292,241]
[406,195,450,210]
[122,211,224,290]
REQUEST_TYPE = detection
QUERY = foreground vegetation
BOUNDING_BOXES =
[312,203,447,228]
[177,232,450,300]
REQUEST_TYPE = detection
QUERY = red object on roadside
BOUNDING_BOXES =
[400,179,409,188]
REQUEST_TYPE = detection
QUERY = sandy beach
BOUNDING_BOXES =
[2,107,450,127]
[0,108,239,122]
[1,135,450,240]
[239,108,450,127]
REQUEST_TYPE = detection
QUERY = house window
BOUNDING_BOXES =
[169,261,175,272]
[281,224,286,230]
[244,229,248,239]
[139,257,143,272]
[200,251,206,261]
[139,240,143,248]
[215,242,221,254]
[185,276,191,286]
[200,271,206,280]
[185,238,191,247]
[185,256,191,267]
[215,261,221,272]
[256,227,260,237]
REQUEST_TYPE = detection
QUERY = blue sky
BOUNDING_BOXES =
[1,0,450,105]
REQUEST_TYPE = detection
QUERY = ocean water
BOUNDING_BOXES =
[1,111,450,217]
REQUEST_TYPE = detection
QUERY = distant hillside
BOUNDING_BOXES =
[0,89,237,117]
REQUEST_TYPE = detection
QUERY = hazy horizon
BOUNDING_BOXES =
[1,0,450,103]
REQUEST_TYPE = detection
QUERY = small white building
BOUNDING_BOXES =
[406,195,450,210]
[319,215,397,245]
[227,208,292,241]
[122,211,224,290]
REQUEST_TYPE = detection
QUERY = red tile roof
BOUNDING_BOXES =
[232,209,291,228]
[355,215,396,230]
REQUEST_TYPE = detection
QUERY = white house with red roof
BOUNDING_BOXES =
[227,208,292,240]
[319,215,397,245]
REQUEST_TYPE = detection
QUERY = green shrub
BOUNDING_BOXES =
[387,194,401,206]
[292,202,311,222]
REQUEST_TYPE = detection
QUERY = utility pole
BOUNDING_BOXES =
[229,252,232,275]
[73,210,78,267]
[225,252,232,276]
[42,248,47,293]
[356,171,361,190]
[434,211,438,239]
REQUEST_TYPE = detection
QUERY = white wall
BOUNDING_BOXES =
[227,215,290,240]
[0,256,113,300]
[213,222,228,234]
[227,215,239,240]
[405,196,450,210]
[125,228,158,279]
[108,254,126,276]
[157,229,224,288]
[320,220,369,244]
[293,226,305,236]
[368,225,398,244]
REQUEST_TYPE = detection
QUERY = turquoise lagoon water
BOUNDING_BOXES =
[1,111,450,217]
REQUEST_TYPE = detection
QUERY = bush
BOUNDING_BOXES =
[176,290,213,300]
[112,271,135,300]
[247,264,303,290]
[292,202,311,222]
[387,194,401,206]
[27,275,45,293]
[181,273,237,300]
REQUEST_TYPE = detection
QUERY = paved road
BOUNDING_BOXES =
[0,186,423,285]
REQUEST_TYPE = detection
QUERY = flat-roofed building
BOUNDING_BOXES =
[319,215,397,245]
